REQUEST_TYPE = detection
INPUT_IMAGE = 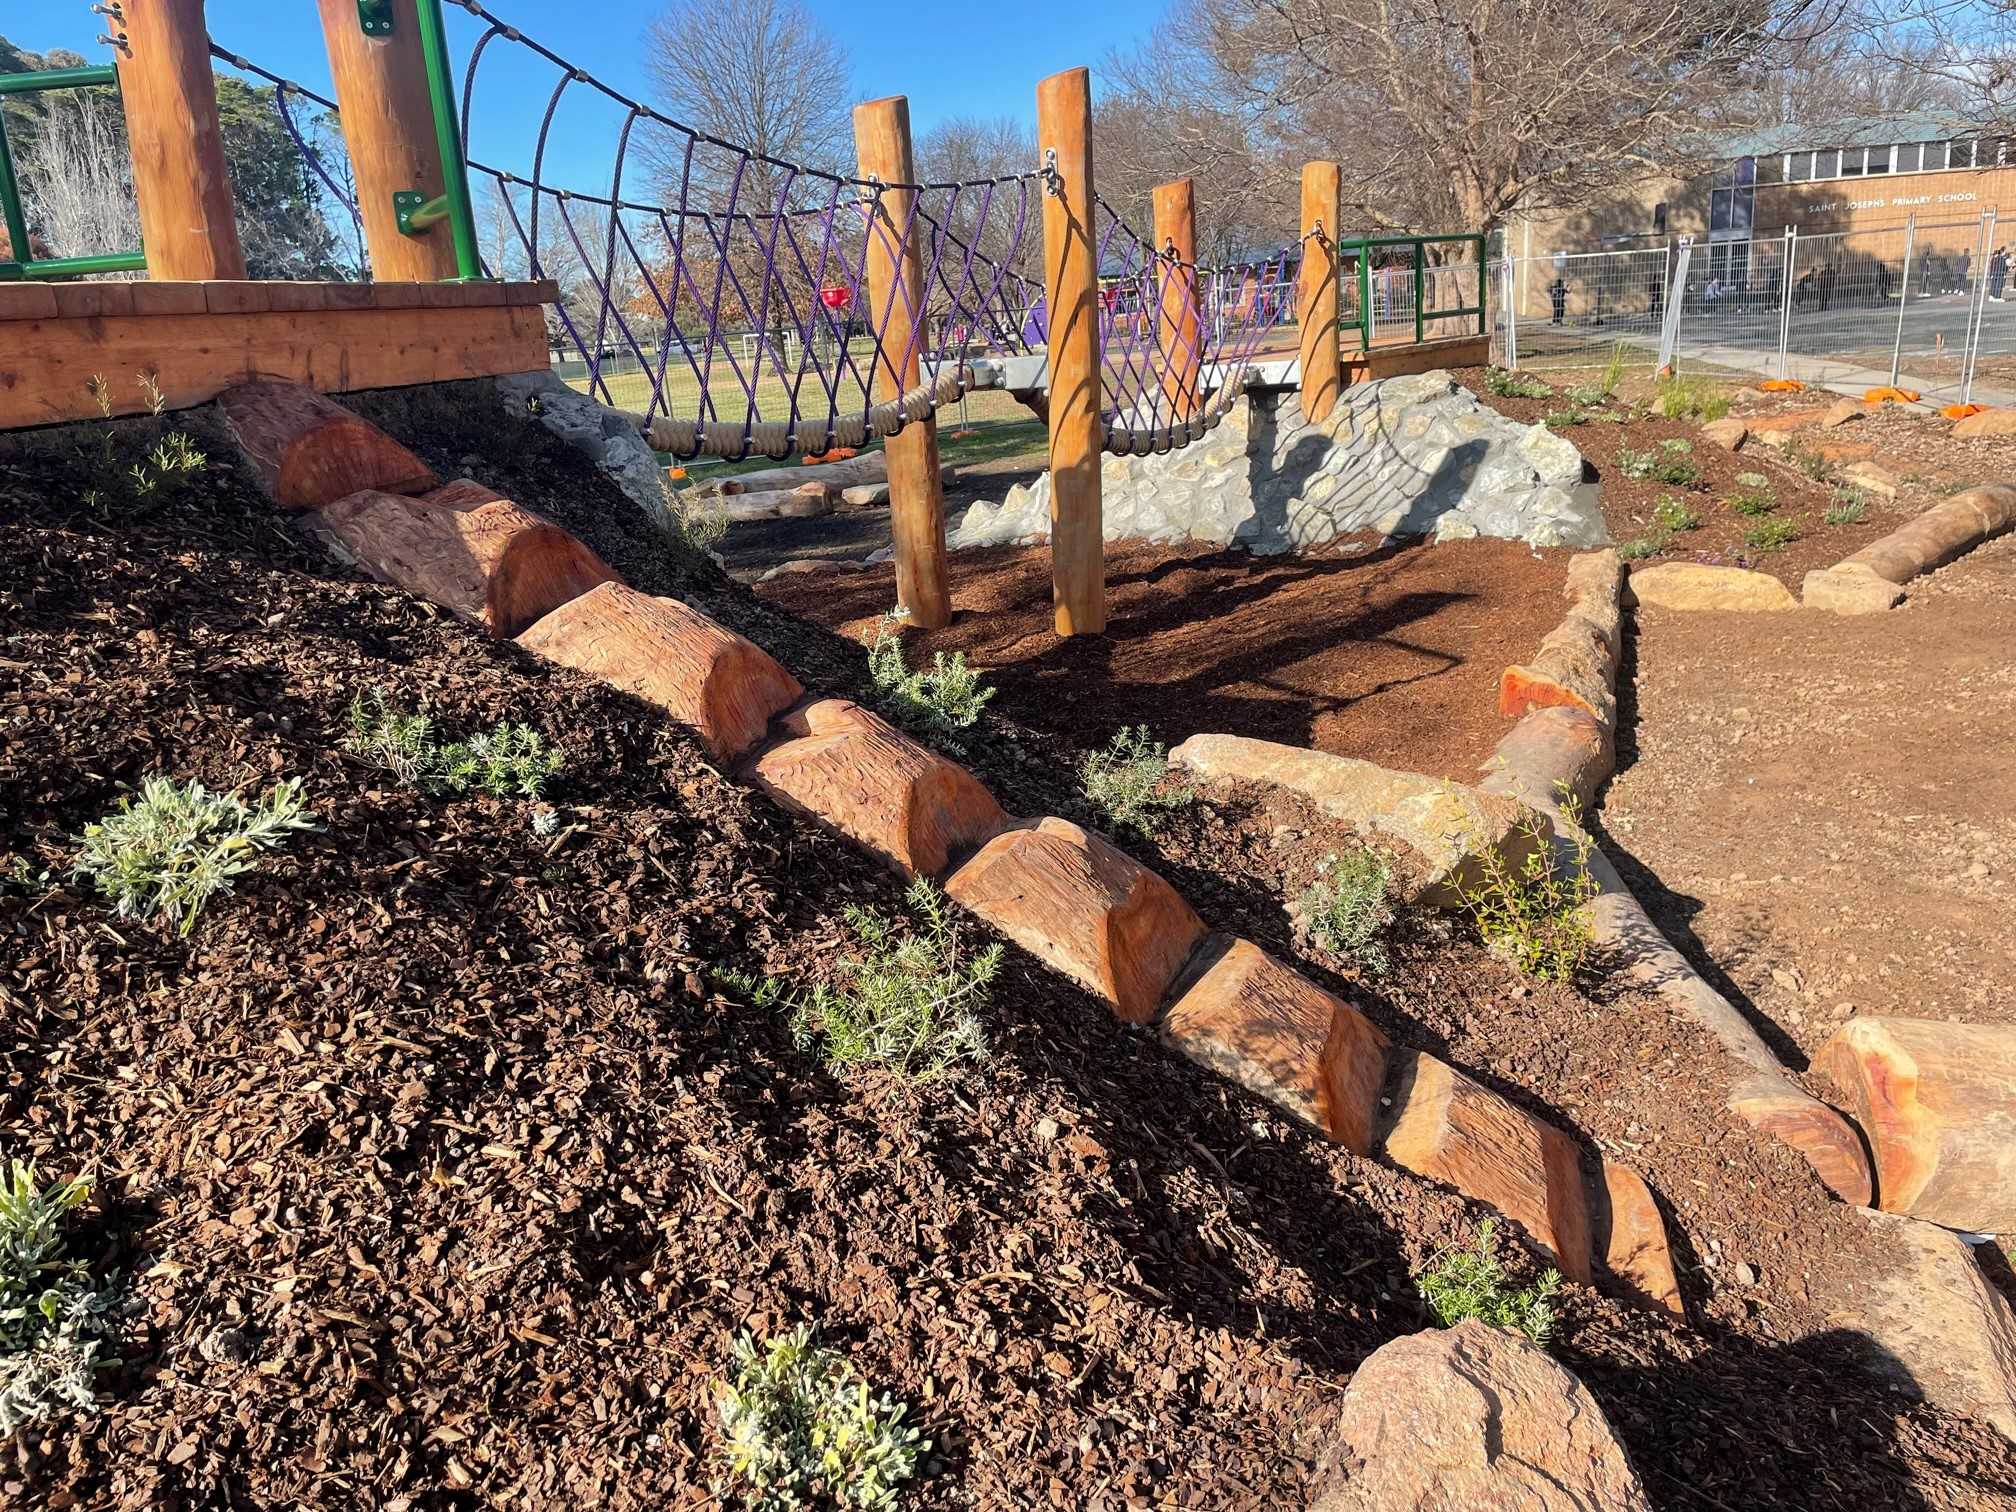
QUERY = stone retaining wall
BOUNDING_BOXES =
[952,371,1607,554]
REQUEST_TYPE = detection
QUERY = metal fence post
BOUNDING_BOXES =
[1777,226,1797,379]
[1964,208,1998,404]
[1889,214,1917,389]
[1500,254,1519,369]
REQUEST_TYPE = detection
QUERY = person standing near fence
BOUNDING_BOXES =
[1549,272,1568,324]
[1992,246,2010,303]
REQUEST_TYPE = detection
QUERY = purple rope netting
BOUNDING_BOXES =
[210,9,1274,462]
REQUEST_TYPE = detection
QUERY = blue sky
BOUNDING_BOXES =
[17,0,1166,192]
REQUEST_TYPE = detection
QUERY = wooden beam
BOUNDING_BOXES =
[1297,162,1343,425]
[315,0,461,282]
[854,95,951,631]
[114,0,247,280]
[1153,178,1201,421]
[1037,66,1105,638]
[0,301,548,429]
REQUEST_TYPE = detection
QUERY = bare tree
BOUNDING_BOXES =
[639,0,852,214]
[1106,0,1841,235]
[1840,1,2016,131]
[15,83,139,261]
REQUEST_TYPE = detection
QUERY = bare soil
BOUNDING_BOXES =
[1599,533,2016,1068]
[755,537,1572,782]
[3,390,2013,1509]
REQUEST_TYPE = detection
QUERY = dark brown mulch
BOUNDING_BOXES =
[1450,365,1907,583]
[2,392,2012,1510]
[755,537,1571,783]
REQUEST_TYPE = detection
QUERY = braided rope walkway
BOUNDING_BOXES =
[211,5,1294,462]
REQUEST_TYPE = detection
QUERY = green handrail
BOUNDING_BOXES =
[0,61,145,281]
[412,0,484,282]
[1338,232,1487,351]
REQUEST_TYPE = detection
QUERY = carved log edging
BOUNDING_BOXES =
[1803,483,2016,615]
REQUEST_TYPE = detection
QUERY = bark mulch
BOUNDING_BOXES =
[755,537,1571,783]
[3,391,2012,1509]
[1452,364,1907,584]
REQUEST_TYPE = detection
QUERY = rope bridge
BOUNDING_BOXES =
[214,2,1288,463]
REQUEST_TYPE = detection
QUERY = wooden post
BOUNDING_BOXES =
[1037,66,1104,638]
[1153,178,1200,420]
[316,0,461,282]
[853,95,951,631]
[1298,161,1343,424]
[113,0,246,280]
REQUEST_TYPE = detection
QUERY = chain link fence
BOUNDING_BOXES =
[1495,213,2012,405]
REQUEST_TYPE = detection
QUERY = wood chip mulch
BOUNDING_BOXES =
[3,391,2012,1509]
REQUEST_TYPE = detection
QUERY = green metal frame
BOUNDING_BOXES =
[409,0,485,282]
[0,62,147,281]
[1341,232,1487,352]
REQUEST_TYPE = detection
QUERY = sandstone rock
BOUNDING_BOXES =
[1725,1075,1875,1207]
[316,490,617,638]
[1824,1211,2016,1443]
[1625,561,1799,613]
[1307,1320,1651,1511]
[423,479,507,511]
[1838,484,2016,585]
[944,817,1204,1023]
[1701,417,1749,451]
[516,581,801,763]
[1839,459,1900,500]
[1595,1159,1684,1320]
[1162,936,1391,1153]
[1821,398,1868,428]
[758,558,861,582]
[745,699,1007,879]
[1823,1016,2016,1232]
[1168,735,1551,907]
[1477,706,1613,813]
[839,481,891,508]
[1802,564,1905,615]
[1951,406,2016,439]
[219,381,436,509]
[1379,1051,1592,1282]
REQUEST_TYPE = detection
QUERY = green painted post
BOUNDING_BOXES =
[1474,234,1487,335]
[0,64,119,95]
[1358,239,1372,352]
[0,114,31,273]
[412,0,484,281]
[1413,242,1425,343]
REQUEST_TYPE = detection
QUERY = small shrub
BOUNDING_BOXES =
[1652,495,1700,532]
[346,689,562,800]
[1614,445,1700,487]
[1563,383,1609,407]
[788,879,998,1081]
[1616,533,1669,561]
[1783,442,1835,483]
[1734,471,1769,489]
[1298,849,1397,976]
[1081,727,1191,837]
[1598,342,1628,396]
[1825,491,1868,525]
[716,1324,926,1509]
[1415,1220,1562,1345]
[658,469,729,556]
[867,615,994,744]
[70,775,313,935]
[1727,487,1777,517]
[1,1159,126,1436]
[1483,366,1552,400]
[1659,437,1693,454]
[1543,408,1588,429]
[1456,791,1599,982]
[1652,371,1732,422]
[1745,517,1802,552]
[80,372,207,508]
[1582,408,1631,424]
